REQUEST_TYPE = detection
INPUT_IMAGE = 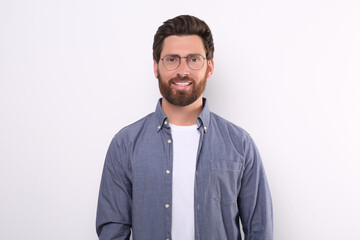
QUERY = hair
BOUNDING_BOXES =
[153,15,214,63]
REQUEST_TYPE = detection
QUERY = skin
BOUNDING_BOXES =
[154,35,214,126]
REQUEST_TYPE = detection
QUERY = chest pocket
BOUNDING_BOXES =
[211,160,243,204]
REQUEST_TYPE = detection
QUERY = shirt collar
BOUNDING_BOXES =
[155,98,210,133]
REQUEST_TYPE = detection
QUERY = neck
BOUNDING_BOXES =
[161,96,203,126]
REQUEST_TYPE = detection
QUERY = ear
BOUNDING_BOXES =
[206,59,214,78]
[153,60,159,78]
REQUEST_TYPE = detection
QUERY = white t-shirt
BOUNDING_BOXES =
[170,123,200,240]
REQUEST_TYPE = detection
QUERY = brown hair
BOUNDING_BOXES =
[153,15,214,63]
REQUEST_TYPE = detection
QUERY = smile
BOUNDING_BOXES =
[173,82,191,86]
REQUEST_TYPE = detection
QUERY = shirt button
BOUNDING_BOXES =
[167,139,172,144]
[164,120,168,125]
[157,125,161,129]
[204,126,207,130]
[165,204,170,208]
[166,170,171,174]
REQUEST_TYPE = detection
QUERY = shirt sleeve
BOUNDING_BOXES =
[96,136,132,240]
[238,135,273,240]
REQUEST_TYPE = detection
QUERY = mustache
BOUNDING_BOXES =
[170,76,195,82]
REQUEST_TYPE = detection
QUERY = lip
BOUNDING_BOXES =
[173,82,191,86]
[171,81,192,90]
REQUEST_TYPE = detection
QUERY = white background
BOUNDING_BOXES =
[1,0,359,239]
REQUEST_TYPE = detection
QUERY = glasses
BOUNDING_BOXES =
[160,54,206,71]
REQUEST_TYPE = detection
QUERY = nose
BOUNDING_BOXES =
[176,58,190,77]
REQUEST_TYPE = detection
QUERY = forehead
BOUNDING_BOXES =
[161,35,206,56]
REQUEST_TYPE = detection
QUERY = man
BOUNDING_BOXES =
[96,15,273,240]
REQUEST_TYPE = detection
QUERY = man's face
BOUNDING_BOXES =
[154,35,214,106]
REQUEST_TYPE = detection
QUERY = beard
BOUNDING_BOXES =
[157,67,209,107]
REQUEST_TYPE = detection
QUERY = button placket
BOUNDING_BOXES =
[161,125,173,239]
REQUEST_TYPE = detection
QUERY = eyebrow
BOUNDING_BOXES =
[163,53,204,57]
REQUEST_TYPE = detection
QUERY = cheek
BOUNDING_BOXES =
[201,66,210,79]
[192,68,207,79]
[158,69,175,80]
[157,69,171,82]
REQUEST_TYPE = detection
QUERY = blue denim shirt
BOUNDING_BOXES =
[96,98,273,240]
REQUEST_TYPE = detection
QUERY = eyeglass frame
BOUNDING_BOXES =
[160,54,207,71]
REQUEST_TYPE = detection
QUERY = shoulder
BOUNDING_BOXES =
[112,112,156,145]
[209,112,258,154]
[210,112,251,139]
[209,112,264,169]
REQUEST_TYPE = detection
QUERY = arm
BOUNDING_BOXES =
[238,135,273,240]
[96,137,132,240]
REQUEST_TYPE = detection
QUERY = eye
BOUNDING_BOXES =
[164,55,178,63]
[189,55,201,62]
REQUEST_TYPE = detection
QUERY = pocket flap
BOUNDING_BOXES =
[210,160,242,172]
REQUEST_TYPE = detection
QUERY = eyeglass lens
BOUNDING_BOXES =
[162,54,205,70]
